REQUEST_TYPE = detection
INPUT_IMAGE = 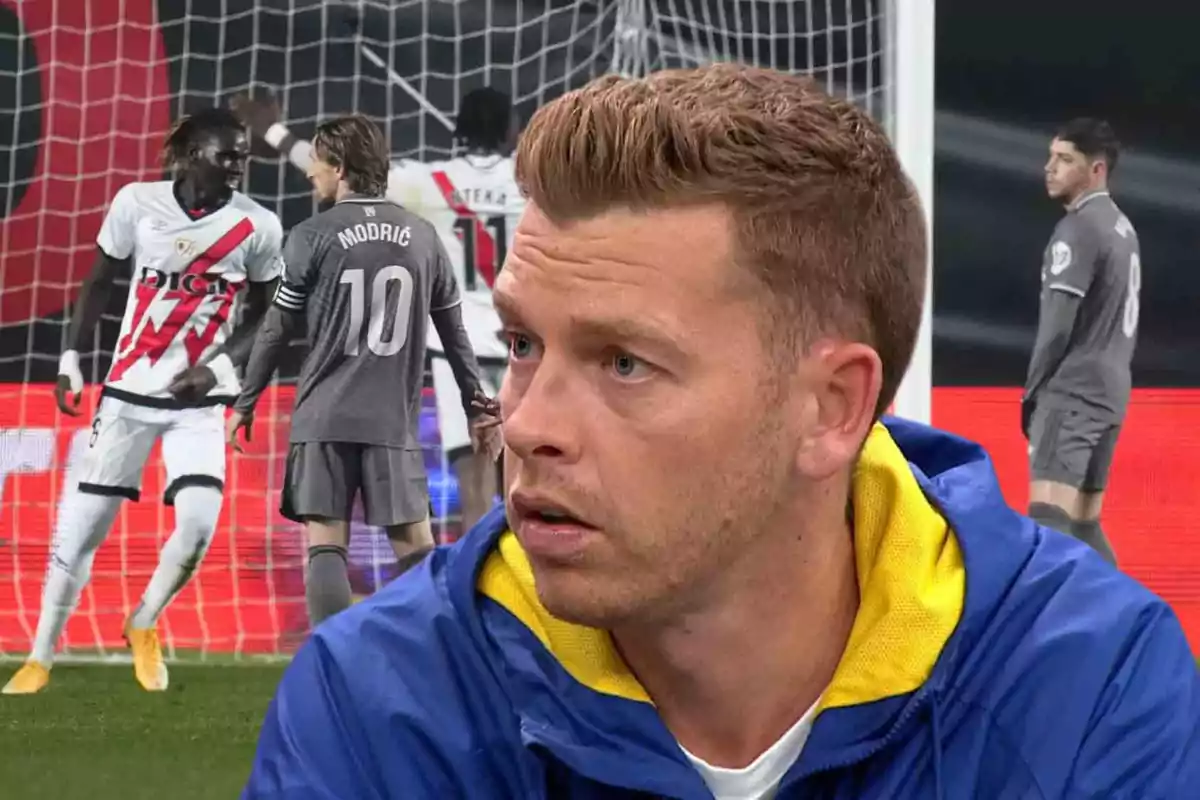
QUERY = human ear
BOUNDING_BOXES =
[793,340,883,480]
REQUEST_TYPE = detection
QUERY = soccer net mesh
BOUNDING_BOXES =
[0,0,896,660]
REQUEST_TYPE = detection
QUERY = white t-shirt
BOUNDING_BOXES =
[387,154,523,362]
[96,181,283,400]
[680,700,821,800]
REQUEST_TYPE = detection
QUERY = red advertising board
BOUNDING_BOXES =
[0,385,308,656]
[0,384,1197,656]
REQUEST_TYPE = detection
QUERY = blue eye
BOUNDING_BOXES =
[610,351,653,380]
[510,333,534,359]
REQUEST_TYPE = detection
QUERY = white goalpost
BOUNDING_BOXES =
[0,0,933,662]
[886,0,936,426]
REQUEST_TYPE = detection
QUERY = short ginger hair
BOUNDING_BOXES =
[515,64,927,417]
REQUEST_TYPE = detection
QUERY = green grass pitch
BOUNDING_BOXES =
[0,663,286,799]
[2,656,1194,800]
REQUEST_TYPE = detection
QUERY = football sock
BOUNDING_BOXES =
[130,486,222,629]
[1030,503,1118,567]
[30,491,123,665]
[1071,519,1118,567]
[307,544,352,626]
[1028,502,1073,535]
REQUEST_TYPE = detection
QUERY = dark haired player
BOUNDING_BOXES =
[1024,118,1139,565]
[234,87,521,531]
[227,114,497,627]
[3,107,283,695]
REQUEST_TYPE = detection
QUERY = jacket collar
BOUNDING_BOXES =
[447,418,1027,787]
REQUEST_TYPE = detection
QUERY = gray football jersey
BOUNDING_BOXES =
[1026,192,1140,420]
[281,196,461,447]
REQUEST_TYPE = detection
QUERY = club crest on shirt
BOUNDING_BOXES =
[1049,241,1072,275]
[174,238,195,257]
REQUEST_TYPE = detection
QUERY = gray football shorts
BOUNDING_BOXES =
[281,442,429,527]
[1028,406,1121,492]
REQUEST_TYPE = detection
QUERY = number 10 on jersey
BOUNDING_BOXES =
[340,266,414,356]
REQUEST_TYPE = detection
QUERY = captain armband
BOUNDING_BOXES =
[273,282,307,313]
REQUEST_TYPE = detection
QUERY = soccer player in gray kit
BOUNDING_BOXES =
[230,114,499,626]
[1024,118,1139,566]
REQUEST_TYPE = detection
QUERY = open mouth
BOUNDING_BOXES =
[510,491,600,560]
[527,509,590,526]
[514,512,596,561]
[511,493,591,528]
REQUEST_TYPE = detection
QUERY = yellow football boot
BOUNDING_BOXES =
[2,661,51,695]
[124,623,169,692]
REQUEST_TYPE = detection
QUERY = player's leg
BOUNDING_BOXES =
[1027,407,1116,564]
[432,355,496,530]
[451,449,497,530]
[280,442,357,626]
[485,361,508,505]
[433,356,485,530]
[387,517,436,575]
[1028,405,1081,532]
[362,445,436,573]
[1072,424,1122,566]
[123,407,226,691]
[5,401,154,694]
[305,517,352,626]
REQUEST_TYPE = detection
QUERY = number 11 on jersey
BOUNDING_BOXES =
[453,215,507,291]
[340,266,415,356]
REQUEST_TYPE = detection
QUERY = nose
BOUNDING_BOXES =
[500,359,581,464]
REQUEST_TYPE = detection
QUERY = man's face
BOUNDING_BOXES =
[495,204,807,628]
[189,128,248,194]
[306,150,342,202]
[1044,137,1096,201]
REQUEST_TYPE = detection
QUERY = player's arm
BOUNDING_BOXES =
[170,278,281,404]
[228,226,313,447]
[171,214,286,403]
[428,240,486,415]
[1024,292,1083,401]
[1022,221,1101,421]
[233,303,300,417]
[1064,604,1199,796]
[218,278,278,370]
[65,249,128,355]
[58,185,138,415]
[231,91,314,173]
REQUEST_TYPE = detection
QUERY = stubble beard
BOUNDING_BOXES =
[543,404,796,632]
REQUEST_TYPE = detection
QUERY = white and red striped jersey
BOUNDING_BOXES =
[387,155,523,362]
[96,181,284,402]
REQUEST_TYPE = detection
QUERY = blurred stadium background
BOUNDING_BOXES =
[0,0,1196,671]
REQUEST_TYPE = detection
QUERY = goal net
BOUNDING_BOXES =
[0,0,915,661]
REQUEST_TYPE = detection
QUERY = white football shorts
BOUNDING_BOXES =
[75,395,227,504]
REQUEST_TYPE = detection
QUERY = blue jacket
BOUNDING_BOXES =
[243,419,1199,799]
